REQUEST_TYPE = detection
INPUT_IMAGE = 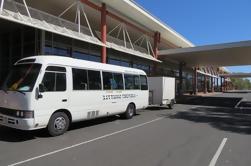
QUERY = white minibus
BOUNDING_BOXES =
[0,56,149,136]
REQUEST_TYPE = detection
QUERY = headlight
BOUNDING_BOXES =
[15,110,34,118]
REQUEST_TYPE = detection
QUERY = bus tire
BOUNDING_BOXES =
[121,104,135,119]
[47,112,70,136]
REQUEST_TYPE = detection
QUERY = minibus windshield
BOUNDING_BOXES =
[3,63,42,92]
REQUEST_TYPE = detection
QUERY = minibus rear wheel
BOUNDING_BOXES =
[121,103,135,119]
[47,112,70,136]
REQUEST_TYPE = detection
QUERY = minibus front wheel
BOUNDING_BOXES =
[47,112,70,136]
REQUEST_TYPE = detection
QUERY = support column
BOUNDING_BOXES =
[211,77,214,93]
[0,35,2,84]
[220,77,224,92]
[152,32,160,76]
[221,77,223,92]
[178,63,184,96]
[216,77,219,92]
[204,75,207,93]
[0,0,5,13]
[193,68,198,95]
[101,3,107,64]
[153,32,160,58]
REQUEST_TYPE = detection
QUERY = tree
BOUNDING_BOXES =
[231,78,251,90]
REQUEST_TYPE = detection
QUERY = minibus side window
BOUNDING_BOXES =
[88,70,101,90]
[113,73,123,90]
[102,72,123,90]
[124,74,140,90]
[72,68,88,90]
[134,75,140,90]
[41,66,66,92]
[103,72,113,90]
[140,75,148,90]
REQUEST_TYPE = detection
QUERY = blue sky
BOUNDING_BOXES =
[136,0,251,73]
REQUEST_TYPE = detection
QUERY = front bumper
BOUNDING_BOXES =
[0,113,35,130]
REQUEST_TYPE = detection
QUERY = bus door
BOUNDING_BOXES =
[70,68,103,119]
[102,72,125,114]
[35,66,69,118]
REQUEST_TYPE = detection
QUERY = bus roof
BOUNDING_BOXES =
[17,55,147,75]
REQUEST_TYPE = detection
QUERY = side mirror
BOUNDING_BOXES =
[39,84,45,93]
[35,87,43,99]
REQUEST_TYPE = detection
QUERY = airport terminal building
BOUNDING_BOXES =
[0,0,226,95]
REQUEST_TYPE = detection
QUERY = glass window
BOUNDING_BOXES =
[124,74,140,90]
[44,45,53,55]
[88,70,101,90]
[72,51,89,61]
[140,75,148,90]
[72,68,88,90]
[103,72,113,90]
[44,44,71,57]
[113,73,123,90]
[133,63,150,74]
[88,55,100,62]
[52,47,70,57]
[125,75,134,90]
[42,72,66,92]
[120,61,130,67]
[102,72,124,90]
[3,64,42,92]
[134,75,140,90]
[72,51,100,62]
[108,59,121,66]
[108,58,130,67]
[42,72,55,91]
[56,73,66,91]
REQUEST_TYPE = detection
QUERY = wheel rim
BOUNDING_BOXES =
[54,117,66,131]
[128,105,134,117]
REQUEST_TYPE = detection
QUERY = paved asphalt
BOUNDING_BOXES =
[1,93,251,166]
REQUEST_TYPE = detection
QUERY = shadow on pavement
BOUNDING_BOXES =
[177,95,242,108]
[167,106,251,135]
[0,126,46,142]
[69,115,120,130]
[145,106,171,111]
[238,101,251,108]
[0,115,132,142]
[224,90,251,94]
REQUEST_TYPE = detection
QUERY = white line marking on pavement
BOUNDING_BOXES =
[209,138,228,166]
[8,117,163,166]
[235,98,246,108]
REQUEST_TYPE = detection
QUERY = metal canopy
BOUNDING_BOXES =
[220,73,251,78]
[0,0,163,62]
[159,40,251,67]
[94,0,194,48]
[107,42,161,62]
[0,0,105,47]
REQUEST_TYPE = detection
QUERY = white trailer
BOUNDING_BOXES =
[148,77,175,109]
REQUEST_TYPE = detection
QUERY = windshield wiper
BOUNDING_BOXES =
[15,90,26,95]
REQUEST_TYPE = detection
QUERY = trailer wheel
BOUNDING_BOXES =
[47,112,70,136]
[121,104,135,119]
